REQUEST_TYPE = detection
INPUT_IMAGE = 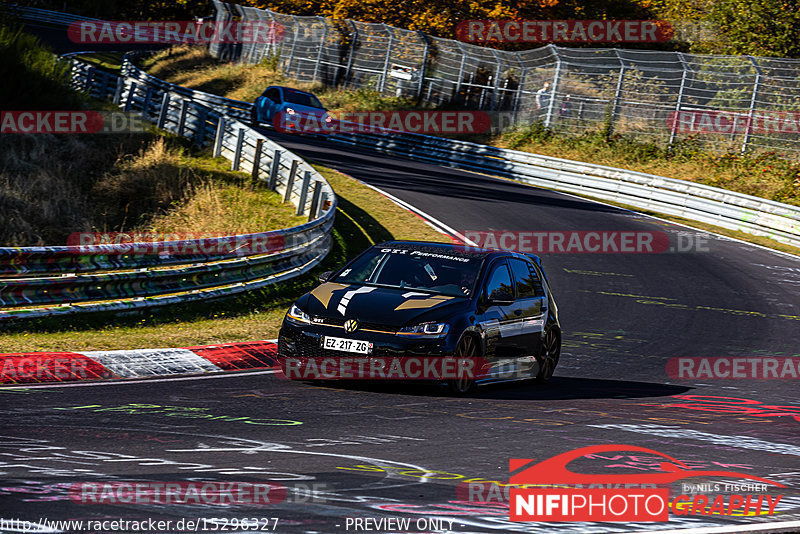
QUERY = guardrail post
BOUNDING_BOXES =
[213,117,226,157]
[194,107,208,146]
[123,82,136,112]
[284,159,299,202]
[296,170,311,215]
[157,92,170,129]
[142,87,153,118]
[252,139,264,180]
[742,56,762,155]
[268,149,281,189]
[232,128,245,171]
[177,99,189,137]
[308,181,323,222]
[113,77,125,105]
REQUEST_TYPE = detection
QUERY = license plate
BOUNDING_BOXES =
[322,336,373,354]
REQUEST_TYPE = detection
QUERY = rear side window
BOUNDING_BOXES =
[485,260,514,300]
[509,258,544,298]
[264,88,281,103]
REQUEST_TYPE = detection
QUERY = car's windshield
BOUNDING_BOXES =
[334,247,482,297]
[283,89,324,109]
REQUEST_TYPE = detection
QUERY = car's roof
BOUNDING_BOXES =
[375,240,540,264]
[268,86,317,96]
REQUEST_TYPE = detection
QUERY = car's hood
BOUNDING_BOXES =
[299,283,470,327]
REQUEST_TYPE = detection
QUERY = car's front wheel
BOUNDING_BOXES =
[447,334,479,395]
[535,327,561,383]
[249,106,259,126]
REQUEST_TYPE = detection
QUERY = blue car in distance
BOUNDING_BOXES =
[251,86,330,132]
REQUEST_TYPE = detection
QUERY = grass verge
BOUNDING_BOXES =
[0,165,448,352]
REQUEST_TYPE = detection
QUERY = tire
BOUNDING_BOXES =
[535,327,561,383]
[447,334,479,395]
[249,106,259,126]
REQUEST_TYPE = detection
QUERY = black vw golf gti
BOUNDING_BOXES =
[277,241,560,393]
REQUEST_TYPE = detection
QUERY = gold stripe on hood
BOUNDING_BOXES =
[395,295,453,311]
[311,283,349,308]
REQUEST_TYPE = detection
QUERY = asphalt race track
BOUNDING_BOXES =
[3,26,800,527]
[3,129,799,533]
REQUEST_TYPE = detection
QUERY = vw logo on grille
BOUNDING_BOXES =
[344,319,359,333]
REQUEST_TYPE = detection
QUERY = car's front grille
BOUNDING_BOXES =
[311,317,397,334]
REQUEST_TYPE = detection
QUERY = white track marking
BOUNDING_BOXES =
[1,369,278,389]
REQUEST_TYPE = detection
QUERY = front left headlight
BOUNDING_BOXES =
[286,303,311,325]
[397,322,449,338]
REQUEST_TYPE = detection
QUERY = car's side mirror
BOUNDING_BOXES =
[488,290,514,306]
[318,270,334,284]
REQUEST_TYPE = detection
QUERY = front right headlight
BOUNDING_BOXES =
[286,303,311,325]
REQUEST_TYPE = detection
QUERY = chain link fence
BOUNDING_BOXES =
[212,1,800,158]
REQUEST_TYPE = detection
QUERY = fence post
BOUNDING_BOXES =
[489,49,503,111]
[177,99,188,137]
[544,46,561,128]
[232,128,245,171]
[213,117,225,157]
[416,31,429,100]
[312,17,328,82]
[668,53,690,149]
[296,171,311,216]
[607,51,626,136]
[252,139,264,180]
[344,20,358,87]
[455,42,468,104]
[286,16,300,75]
[268,149,282,189]
[308,181,323,222]
[157,92,170,129]
[513,62,527,125]
[379,24,394,93]
[284,160,299,202]
[742,56,762,154]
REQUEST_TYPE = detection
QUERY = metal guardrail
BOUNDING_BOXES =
[0,54,337,322]
[325,131,800,249]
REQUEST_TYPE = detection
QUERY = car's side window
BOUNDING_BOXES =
[485,260,514,301]
[265,88,281,103]
[509,258,541,298]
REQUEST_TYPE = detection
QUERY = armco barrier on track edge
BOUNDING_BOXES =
[0,341,280,385]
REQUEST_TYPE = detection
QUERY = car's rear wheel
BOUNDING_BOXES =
[447,334,478,395]
[535,327,561,383]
